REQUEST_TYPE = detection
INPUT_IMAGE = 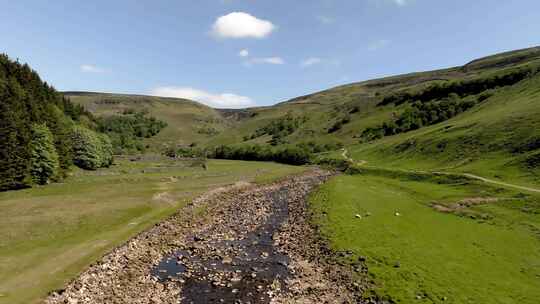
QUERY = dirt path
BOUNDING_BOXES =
[341,149,540,194]
[341,148,367,166]
[461,173,540,193]
[46,169,365,304]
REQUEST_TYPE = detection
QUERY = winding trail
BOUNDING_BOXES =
[461,173,540,193]
[342,149,540,194]
[341,148,367,166]
[46,169,364,304]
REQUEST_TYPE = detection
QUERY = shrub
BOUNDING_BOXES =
[328,115,351,133]
[275,146,311,165]
[315,157,352,171]
[296,141,343,153]
[97,133,114,167]
[210,144,312,166]
[328,121,343,133]
[71,126,113,170]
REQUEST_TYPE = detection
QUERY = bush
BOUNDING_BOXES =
[315,157,352,171]
[29,124,59,185]
[328,115,351,133]
[71,126,113,170]
[210,144,313,166]
[296,141,343,153]
[165,145,206,158]
[328,121,343,133]
[98,133,114,167]
[275,146,311,165]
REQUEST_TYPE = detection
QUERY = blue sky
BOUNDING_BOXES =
[2,0,539,108]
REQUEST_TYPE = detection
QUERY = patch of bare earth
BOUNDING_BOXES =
[46,169,365,304]
[431,197,501,214]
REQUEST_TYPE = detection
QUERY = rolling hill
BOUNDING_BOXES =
[66,46,540,184]
[209,46,540,144]
[4,44,540,304]
[64,92,228,149]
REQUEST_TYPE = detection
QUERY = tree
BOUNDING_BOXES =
[1,53,103,190]
[97,133,114,167]
[72,126,102,170]
[96,111,167,154]
[29,124,59,185]
[0,73,32,190]
[45,104,74,175]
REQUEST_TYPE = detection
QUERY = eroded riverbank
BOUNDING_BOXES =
[46,169,364,303]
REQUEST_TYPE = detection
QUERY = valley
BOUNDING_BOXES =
[1,46,539,303]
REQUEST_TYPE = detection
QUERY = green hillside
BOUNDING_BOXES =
[64,92,228,150]
[210,46,540,184]
[66,47,540,185]
[203,46,538,146]
[3,43,540,304]
[346,72,540,186]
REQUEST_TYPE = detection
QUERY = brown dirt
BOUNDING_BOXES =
[431,197,501,213]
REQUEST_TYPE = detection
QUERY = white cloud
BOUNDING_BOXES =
[80,64,107,73]
[317,16,334,24]
[254,57,284,64]
[301,57,322,67]
[245,57,285,66]
[211,12,276,39]
[239,49,249,57]
[368,39,391,51]
[150,86,254,108]
[371,0,411,7]
[393,0,408,6]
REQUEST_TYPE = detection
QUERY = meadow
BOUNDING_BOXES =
[309,170,540,303]
[0,157,305,304]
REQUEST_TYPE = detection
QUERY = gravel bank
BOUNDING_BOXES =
[46,169,365,304]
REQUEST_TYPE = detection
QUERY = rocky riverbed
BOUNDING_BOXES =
[46,169,365,303]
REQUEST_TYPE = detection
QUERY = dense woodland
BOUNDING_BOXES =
[379,66,539,106]
[361,66,540,142]
[328,114,351,133]
[0,54,113,191]
[244,114,307,145]
[210,144,312,165]
[97,110,167,154]
[361,94,481,141]
[166,141,344,166]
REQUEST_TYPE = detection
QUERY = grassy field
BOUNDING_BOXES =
[0,157,306,304]
[310,170,540,303]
